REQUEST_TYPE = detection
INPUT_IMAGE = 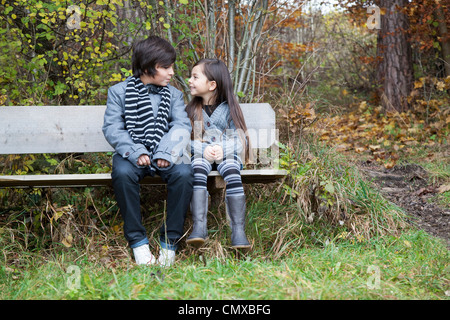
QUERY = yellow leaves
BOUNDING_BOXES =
[437,184,450,194]
[50,204,73,224]
[132,284,146,298]
[383,159,396,169]
[109,73,124,83]
[355,146,366,153]
[413,76,450,92]
[368,144,381,151]
[436,81,445,91]
[61,234,73,247]
[445,75,450,85]
[280,103,317,134]
[48,204,75,247]
[414,78,424,89]
[358,100,368,112]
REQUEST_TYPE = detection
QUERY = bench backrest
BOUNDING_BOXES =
[0,104,277,154]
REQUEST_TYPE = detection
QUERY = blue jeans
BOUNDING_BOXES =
[111,154,193,250]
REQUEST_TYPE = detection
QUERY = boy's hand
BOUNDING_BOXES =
[137,155,170,168]
[156,159,170,168]
[137,154,151,166]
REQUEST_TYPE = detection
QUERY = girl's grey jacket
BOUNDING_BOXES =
[191,101,244,164]
[102,78,192,171]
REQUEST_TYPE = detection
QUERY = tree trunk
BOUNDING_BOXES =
[235,0,268,94]
[435,9,450,77]
[228,0,236,72]
[205,0,217,58]
[376,0,413,112]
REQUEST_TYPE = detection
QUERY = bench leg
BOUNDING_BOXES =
[207,176,225,208]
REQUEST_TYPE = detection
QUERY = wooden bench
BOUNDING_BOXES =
[0,104,286,189]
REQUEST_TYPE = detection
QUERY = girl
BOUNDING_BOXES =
[186,58,251,249]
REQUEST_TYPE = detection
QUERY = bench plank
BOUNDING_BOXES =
[0,104,276,153]
[0,169,286,188]
[0,106,112,154]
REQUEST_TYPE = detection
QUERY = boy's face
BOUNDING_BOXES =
[143,63,174,86]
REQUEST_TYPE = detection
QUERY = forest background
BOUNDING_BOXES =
[0,0,449,300]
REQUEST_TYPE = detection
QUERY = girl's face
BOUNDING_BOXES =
[189,64,216,103]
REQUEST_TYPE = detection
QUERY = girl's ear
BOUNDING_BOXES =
[208,80,217,92]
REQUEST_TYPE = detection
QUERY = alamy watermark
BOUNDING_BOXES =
[66,5,81,30]
[367,5,381,30]
[366,265,381,289]
[168,124,280,167]
[66,265,81,290]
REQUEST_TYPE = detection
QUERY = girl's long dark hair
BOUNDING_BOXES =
[186,59,250,163]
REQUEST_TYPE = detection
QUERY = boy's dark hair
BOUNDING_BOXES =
[132,36,176,78]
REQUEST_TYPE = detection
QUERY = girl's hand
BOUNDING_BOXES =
[212,145,223,161]
[203,145,216,161]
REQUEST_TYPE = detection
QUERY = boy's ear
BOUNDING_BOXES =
[209,81,217,91]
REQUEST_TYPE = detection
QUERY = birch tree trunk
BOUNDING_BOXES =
[233,0,269,95]
[205,0,217,58]
[200,0,270,99]
[228,0,236,72]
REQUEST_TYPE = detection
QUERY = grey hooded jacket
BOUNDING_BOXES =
[191,101,244,164]
[102,77,191,171]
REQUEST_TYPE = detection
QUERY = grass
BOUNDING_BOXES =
[1,175,448,300]
[0,229,447,300]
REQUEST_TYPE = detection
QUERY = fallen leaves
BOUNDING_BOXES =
[279,102,317,133]
[437,184,450,194]
[414,184,450,196]
[310,95,449,169]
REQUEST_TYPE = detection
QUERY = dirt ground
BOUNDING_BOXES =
[359,162,450,248]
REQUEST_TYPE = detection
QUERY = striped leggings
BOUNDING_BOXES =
[192,157,244,196]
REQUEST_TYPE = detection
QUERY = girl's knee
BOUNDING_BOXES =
[192,157,212,167]
[217,159,241,172]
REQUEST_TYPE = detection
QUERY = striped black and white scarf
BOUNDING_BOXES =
[124,76,171,159]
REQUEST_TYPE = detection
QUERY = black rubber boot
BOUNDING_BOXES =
[225,194,251,249]
[186,189,209,248]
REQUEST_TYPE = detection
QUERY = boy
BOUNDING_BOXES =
[103,36,193,266]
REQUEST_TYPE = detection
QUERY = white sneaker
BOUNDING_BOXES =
[133,244,156,265]
[157,248,176,267]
